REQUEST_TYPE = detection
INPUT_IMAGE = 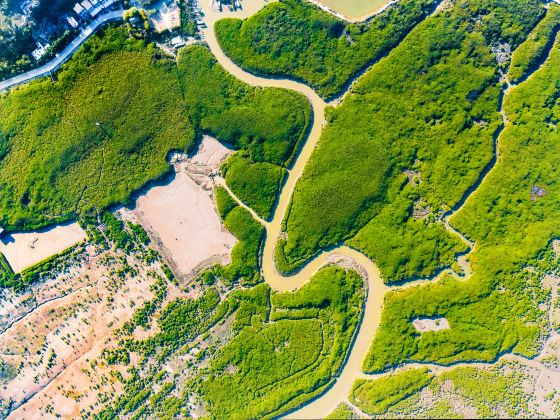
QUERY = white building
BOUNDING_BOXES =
[31,42,50,61]
[81,0,94,13]
[67,16,79,28]
[73,3,85,15]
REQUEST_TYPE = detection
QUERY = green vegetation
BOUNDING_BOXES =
[0,253,14,287]
[325,403,357,419]
[278,0,544,282]
[215,0,439,98]
[178,45,310,217]
[198,266,364,418]
[365,33,560,371]
[123,8,151,38]
[378,361,545,417]
[348,178,468,281]
[215,185,238,220]
[209,184,266,285]
[215,185,264,285]
[121,288,224,358]
[438,364,530,417]
[218,205,264,286]
[351,368,434,415]
[178,44,310,166]
[0,28,193,230]
[179,0,198,36]
[508,4,560,83]
[223,153,286,219]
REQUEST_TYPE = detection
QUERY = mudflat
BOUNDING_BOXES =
[131,136,236,278]
[0,222,87,273]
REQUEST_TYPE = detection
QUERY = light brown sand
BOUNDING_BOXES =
[0,222,87,273]
[131,136,236,279]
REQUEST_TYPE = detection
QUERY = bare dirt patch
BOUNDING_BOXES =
[412,318,450,333]
[128,135,236,280]
[0,222,87,273]
[0,244,169,418]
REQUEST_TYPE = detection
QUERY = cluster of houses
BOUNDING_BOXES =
[20,0,118,61]
[71,0,117,27]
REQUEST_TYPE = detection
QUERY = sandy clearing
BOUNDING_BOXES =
[131,135,236,279]
[189,135,232,168]
[0,222,87,273]
[412,317,450,333]
[309,0,394,22]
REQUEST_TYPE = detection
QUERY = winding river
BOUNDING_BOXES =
[198,0,427,417]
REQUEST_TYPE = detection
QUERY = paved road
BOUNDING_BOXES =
[0,9,123,93]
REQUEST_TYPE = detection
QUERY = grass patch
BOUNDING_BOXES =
[223,153,286,220]
[364,36,560,370]
[178,44,311,168]
[325,403,357,419]
[351,368,434,415]
[198,266,364,418]
[508,4,560,83]
[218,205,265,286]
[0,27,193,230]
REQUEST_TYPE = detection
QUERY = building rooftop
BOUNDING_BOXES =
[73,3,85,14]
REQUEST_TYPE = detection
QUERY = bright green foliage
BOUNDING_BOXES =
[280,0,544,281]
[177,44,310,215]
[223,153,286,219]
[349,178,468,281]
[178,44,310,167]
[0,33,310,235]
[508,4,560,83]
[382,361,546,417]
[228,283,271,331]
[351,368,434,415]
[215,186,265,285]
[201,319,323,417]
[218,205,264,285]
[198,266,364,419]
[215,186,238,220]
[0,28,193,230]
[215,0,439,98]
[325,403,357,419]
[0,253,15,287]
[452,39,560,269]
[365,37,560,370]
[122,288,224,357]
